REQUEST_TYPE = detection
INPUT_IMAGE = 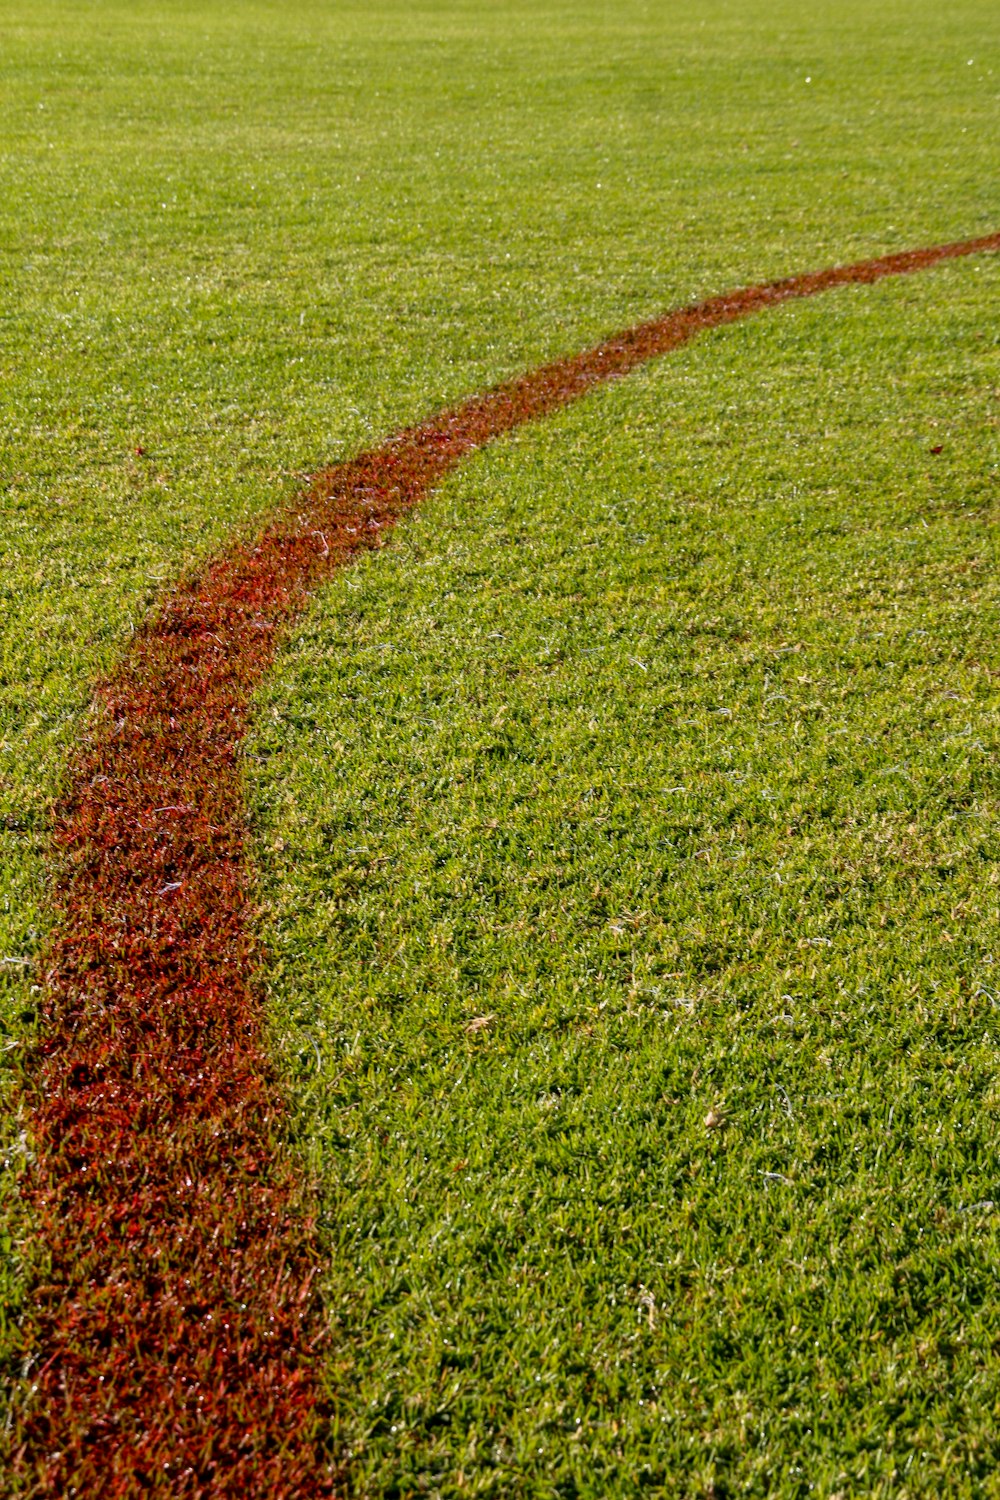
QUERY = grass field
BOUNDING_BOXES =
[251,265,1000,1494]
[1,0,998,1492]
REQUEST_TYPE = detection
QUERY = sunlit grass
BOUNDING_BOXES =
[1,0,998,1481]
[251,261,1000,1494]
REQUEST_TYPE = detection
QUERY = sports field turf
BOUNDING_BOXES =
[252,265,1000,1494]
[1,0,998,1492]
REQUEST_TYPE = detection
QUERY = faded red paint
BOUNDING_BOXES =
[16,232,999,1495]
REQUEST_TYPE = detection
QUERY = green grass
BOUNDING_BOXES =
[250,261,1000,1495]
[1,0,998,1485]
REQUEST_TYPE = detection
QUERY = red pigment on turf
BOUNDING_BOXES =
[16,232,1000,1495]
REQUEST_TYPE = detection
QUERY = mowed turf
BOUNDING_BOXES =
[0,0,997,1486]
[250,263,1000,1495]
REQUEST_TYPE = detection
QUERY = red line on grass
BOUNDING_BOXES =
[17,231,999,1495]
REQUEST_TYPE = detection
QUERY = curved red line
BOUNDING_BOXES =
[16,232,1000,1495]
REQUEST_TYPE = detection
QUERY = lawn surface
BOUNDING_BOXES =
[1,0,998,1489]
[252,262,1000,1496]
